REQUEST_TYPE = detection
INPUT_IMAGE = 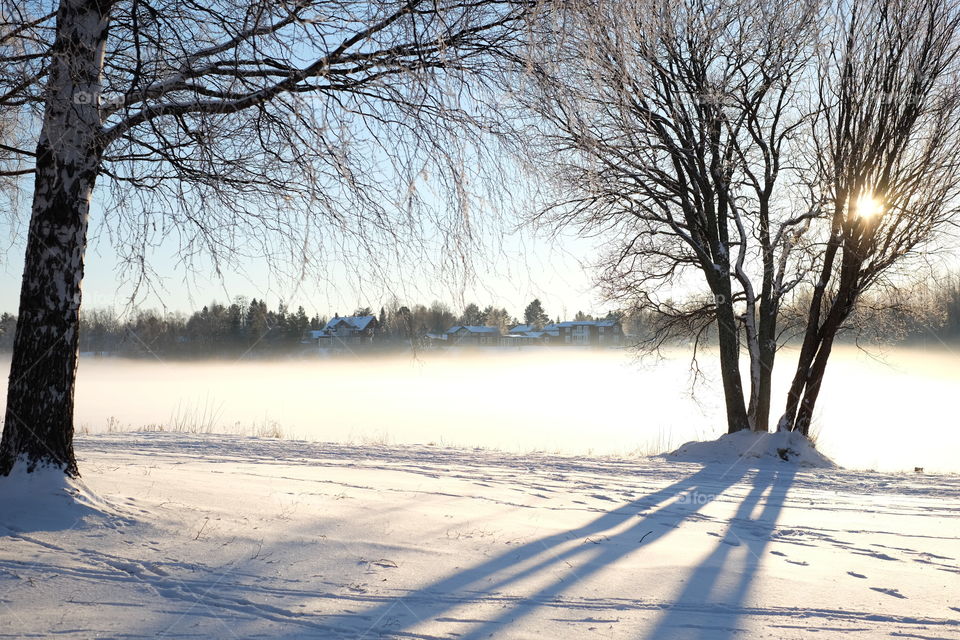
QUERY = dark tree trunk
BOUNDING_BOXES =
[779,239,860,435]
[715,284,750,433]
[0,0,110,477]
[709,165,750,434]
[777,219,844,433]
[779,309,829,435]
[792,275,858,435]
[779,340,814,433]
[794,332,838,435]
[754,294,777,432]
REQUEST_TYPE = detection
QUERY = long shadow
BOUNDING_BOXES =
[317,463,753,639]
[642,465,797,639]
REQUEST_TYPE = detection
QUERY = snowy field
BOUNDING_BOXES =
[1,432,958,639]
[12,344,956,472]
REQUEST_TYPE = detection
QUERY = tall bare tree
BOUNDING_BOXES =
[779,0,960,433]
[0,0,538,476]
[519,0,819,433]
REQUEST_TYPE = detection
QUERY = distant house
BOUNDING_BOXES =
[302,314,379,348]
[324,314,379,344]
[325,314,377,338]
[446,325,501,346]
[541,323,561,340]
[301,329,327,343]
[423,332,448,348]
[551,319,624,346]
[503,324,552,346]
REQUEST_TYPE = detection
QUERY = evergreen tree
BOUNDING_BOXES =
[293,306,311,340]
[484,306,515,333]
[426,301,455,333]
[246,299,270,345]
[523,299,550,328]
[378,306,388,333]
[395,306,414,339]
[228,301,245,348]
[460,303,486,326]
[0,313,16,351]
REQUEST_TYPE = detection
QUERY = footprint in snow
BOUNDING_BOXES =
[855,550,899,562]
[369,559,398,569]
[870,586,907,599]
[141,562,168,576]
[847,571,867,579]
[706,532,739,546]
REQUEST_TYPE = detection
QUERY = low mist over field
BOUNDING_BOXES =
[4,346,954,473]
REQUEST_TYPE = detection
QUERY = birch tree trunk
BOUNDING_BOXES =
[0,0,110,476]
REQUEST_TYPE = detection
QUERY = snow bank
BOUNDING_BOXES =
[0,461,125,532]
[662,429,837,468]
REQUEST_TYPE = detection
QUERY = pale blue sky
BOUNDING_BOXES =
[0,198,608,321]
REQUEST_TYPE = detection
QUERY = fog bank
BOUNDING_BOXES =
[1,345,956,472]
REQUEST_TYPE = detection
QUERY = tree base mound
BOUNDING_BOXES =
[0,461,130,533]
[662,430,837,468]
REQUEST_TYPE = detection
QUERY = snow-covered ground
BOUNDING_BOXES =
[2,432,958,639]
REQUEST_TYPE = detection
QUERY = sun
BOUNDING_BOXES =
[854,193,884,220]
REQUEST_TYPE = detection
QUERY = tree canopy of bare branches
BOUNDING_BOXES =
[0,0,539,476]
[780,0,960,433]
[518,0,820,433]
[517,0,960,437]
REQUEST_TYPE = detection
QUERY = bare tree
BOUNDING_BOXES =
[778,0,960,434]
[518,0,819,433]
[0,4,49,183]
[0,0,538,476]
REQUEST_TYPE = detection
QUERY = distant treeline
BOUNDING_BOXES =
[0,281,957,358]
[849,277,960,344]
[0,297,627,358]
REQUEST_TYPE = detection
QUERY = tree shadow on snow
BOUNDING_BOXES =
[641,464,797,639]
[315,461,793,639]
[45,438,798,640]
